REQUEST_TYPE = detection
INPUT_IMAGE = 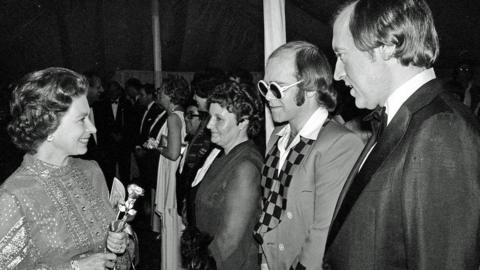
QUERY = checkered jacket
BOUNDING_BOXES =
[254,136,314,237]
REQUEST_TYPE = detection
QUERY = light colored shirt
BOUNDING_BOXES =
[191,148,221,187]
[463,81,473,107]
[385,68,436,125]
[360,68,436,169]
[275,107,329,172]
[111,99,119,120]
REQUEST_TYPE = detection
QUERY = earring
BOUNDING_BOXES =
[47,135,54,142]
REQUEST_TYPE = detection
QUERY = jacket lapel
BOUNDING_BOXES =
[326,79,444,250]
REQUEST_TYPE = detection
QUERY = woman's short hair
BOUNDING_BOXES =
[162,75,192,107]
[8,67,88,153]
[337,0,439,68]
[269,41,336,111]
[208,81,264,138]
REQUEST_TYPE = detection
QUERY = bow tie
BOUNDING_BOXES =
[363,106,387,139]
[111,100,119,104]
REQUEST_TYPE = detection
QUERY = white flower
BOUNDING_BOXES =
[127,184,145,200]
[143,137,159,149]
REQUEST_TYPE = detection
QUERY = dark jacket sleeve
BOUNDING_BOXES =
[402,113,480,269]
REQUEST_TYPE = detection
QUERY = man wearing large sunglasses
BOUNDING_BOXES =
[253,41,364,270]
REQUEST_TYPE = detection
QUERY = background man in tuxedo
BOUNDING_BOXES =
[324,0,480,269]
[78,71,108,170]
[133,83,163,216]
[253,41,363,270]
[446,60,480,118]
[135,83,163,149]
[94,80,135,188]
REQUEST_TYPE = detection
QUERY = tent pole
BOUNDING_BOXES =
[263,0,286,146]
[152,0,162,89]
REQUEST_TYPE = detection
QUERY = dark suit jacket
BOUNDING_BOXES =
[137,111,168,190]
[79,103,108,163]
[323,78,480,270]
[93,96,135,185]
[136,102,162,146]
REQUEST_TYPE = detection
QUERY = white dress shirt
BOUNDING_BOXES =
[384,68,436,125]
[275,107,329,173]
[111,99,119,120]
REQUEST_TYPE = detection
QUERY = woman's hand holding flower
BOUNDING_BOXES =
[106,230,129,254]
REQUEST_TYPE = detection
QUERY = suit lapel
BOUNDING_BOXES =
[326,79,444,250]
[149,111,168,138]
[141,105,156,136]
[270,120,332,182]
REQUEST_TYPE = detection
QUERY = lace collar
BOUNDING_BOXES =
[22,154,73,178]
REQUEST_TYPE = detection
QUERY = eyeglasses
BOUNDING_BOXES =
[185,113,201,120]
[257,80,303,99]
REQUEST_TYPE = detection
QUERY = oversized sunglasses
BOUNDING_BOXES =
[257,80,303,99]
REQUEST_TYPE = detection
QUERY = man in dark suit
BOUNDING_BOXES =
[324,0,480,269]
[446,61,480,118]
[133,83,163,208]
[135,84,163,148]
[94,80,135,188]
[78,72,108,170]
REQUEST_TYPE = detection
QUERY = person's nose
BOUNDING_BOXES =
[265,89,277,101]
[86,117,97,134]
[206,117,214,130]
[334,58,345,81]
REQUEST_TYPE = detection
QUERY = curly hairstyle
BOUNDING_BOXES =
[161,75,192,107]
[207,81,264,138]
[269,41,336,111]
[7,67,88,153]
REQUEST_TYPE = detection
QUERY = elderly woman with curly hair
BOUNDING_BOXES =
[0,67,136,269]
[190,81,264,270]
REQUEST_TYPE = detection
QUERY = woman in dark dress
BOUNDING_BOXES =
[192,81,264,270]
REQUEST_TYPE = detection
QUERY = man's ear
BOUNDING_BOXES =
[305,89,316,99]
[377,44,396,61]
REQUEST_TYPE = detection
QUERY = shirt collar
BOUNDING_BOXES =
[276,107,329,141]
[385,68,436,124]
[146,101,154,110]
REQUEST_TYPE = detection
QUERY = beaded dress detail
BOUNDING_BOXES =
[0,155,116,269]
